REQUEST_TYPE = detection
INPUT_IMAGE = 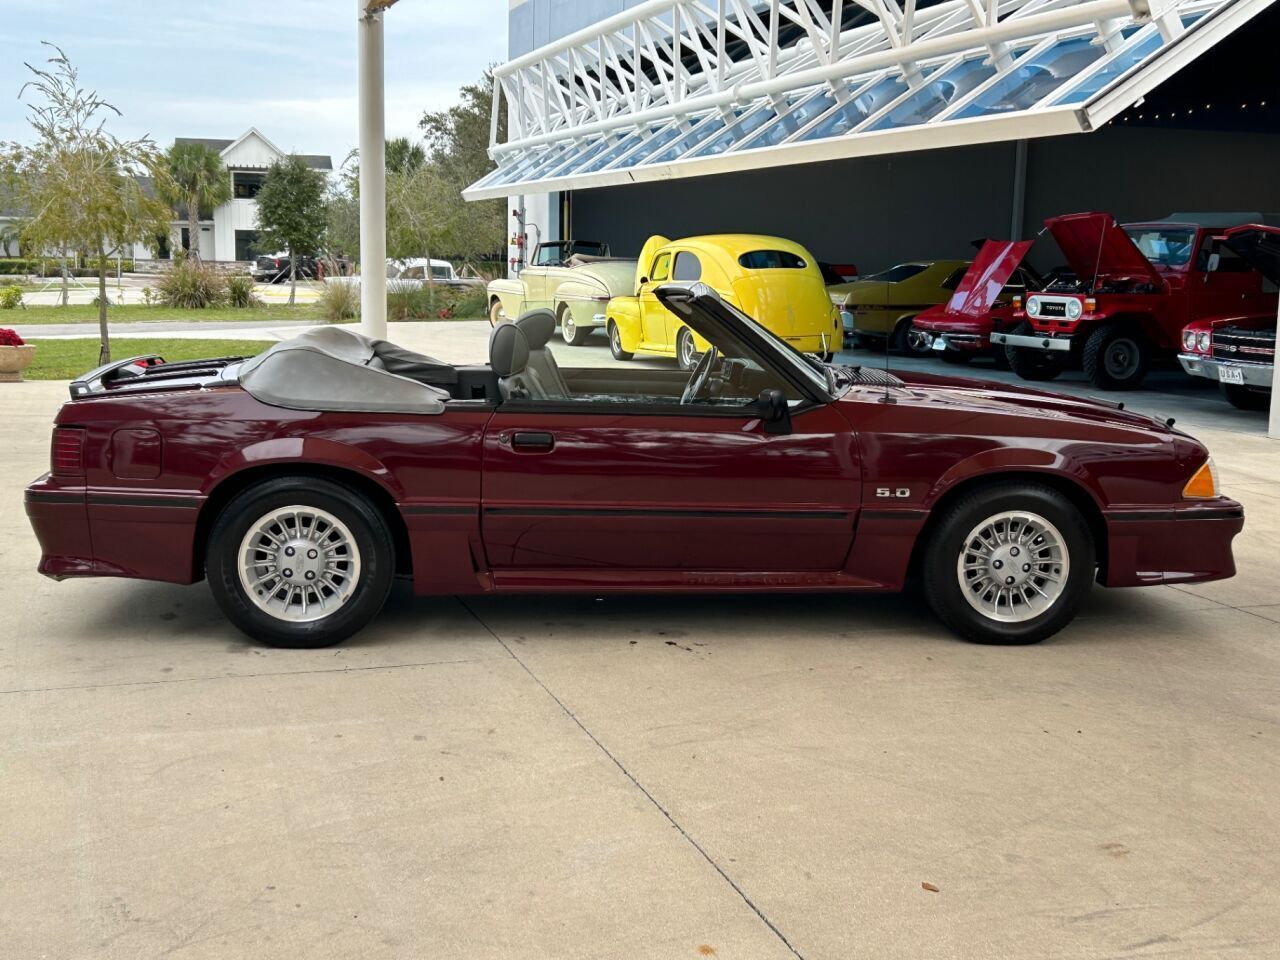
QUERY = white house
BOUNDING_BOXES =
[161,128,332,262]
[0,128,331,264]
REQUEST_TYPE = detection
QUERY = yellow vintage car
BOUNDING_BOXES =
[840,259,971,354]
[606,234,843,369]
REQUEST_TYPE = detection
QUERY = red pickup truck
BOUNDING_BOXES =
[991,213,1276,390]
[1178,224,1278,409]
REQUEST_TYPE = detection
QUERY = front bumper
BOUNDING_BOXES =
[1102,500,1244,587]
[1178,354,1273,389]
[990,331,1072,351]
[922,331,990,353]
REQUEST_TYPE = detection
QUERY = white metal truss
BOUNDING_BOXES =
[464,0,1274,200]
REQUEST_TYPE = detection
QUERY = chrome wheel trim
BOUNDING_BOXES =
[906,326,931,354]
[956,510,1068,624]
[489,300,505,327]
[237,505,362,624]
[1104,337,1140,379]
[679,330,696,368]
[562,312,576,343]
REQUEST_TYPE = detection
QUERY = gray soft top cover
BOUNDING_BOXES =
[238,326,452,415]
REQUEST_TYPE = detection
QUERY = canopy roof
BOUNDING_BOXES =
[465,0,1273,200]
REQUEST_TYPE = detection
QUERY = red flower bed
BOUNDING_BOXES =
[0,328,25,347]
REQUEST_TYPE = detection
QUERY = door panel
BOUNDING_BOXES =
[480,405,860,572]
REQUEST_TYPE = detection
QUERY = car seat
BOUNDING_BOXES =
[490,322,558,400]
[513,309,571,396]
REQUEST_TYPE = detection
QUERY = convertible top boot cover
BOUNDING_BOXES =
[238,327,450,415]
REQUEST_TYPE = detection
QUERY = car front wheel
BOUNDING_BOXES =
[1083,324,1149,390]
[559,305,591,346]
[608,320,633,360]
[206,477,395,648]
[1004,321,1066,381]
[922,482,1095,645]
[677,327,699,371]
[488,298,506,327]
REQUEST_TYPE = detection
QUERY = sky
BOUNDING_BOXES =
[0,0,509,168]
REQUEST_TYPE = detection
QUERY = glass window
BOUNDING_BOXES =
[650,253,671,282]
[868,58,997,131]
[687,105,779,157]
[431,264,452,280]
[639,114,728,165]
[739,250,807,270]
[953,37,1105,119]
[1123,226,1196,267]
[864,263,927,283]
[672,251,702,281]
[1052,27,1158,105]
[741,90,837,149]
[232,171,265,199]
[940,266,970,290]
[401,265,426,280]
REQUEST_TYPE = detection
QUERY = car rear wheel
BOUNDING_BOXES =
[922,482,1094,645]
[488,298,506,327]
[1004,321,1066,381]
[677,327,699,371]
[206,477,395,648]
[1219,382,1270,410]
[608,320,633,361]
[1083,324,1149,390]
[559,305,591,346]
[894,317,931,356]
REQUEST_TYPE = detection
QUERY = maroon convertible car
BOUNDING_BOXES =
[25,283,1242,648]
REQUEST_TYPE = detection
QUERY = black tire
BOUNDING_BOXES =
[922,482,1095,645]
[1082,324,1149,390]
[205,477,395,648]
[608,320,633,361]
[559,305,592,346]
[894,316,930,356]
[1219,382,1270,410]
[677,327,698,371]
[1004,321,1066,381]
[940,350,973,365]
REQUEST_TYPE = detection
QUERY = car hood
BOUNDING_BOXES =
[856,367,1176,434]
[1046,212,1162,286]
[935,240,1033,319]
[1223,224,1280,285]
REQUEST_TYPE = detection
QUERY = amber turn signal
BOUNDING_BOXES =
[1183,458,1219,499]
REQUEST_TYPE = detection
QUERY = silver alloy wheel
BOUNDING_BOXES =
[906,326,931,355]
[237,505,361,623]
[679,330,696,368]
[610,322,622,354]
[1104,337,1141,380]
[956,510,1068,623]
[562,313,577,343]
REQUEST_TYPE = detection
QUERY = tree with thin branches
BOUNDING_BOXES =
[160,141,230,261]
[256,154,327,305]
[3,43,171,363]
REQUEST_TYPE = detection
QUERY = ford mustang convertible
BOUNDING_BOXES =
[25,284,1241,649]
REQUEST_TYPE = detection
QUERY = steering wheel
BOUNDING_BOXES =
[680,347,720,404]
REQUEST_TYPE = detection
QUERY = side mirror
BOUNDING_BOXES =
[757,389,792,436]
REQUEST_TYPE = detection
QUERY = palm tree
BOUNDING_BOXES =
[160,141,231,261]
[386,136,426,174]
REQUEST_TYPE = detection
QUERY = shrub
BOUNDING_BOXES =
[449,287,487,319]
[141,286,155,306]
[0,285,23,310]
[319,280,359,322]
[386,281,436,321]
[156,259,226,308]
[225,275,262,308]
[0,259,37,276]
[0,327,23,346]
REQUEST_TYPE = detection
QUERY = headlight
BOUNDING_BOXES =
[1065,298,1083,320]
[1197,331,1212,352]
[1183,457,1220,499]
[1026,296,1041,317]
[1183,330,1197,351]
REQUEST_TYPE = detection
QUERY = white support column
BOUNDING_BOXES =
[358,0,389,339]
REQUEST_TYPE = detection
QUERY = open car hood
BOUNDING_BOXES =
[1223,224,1280,285]
[936,240,1033,319]
[1045,212,1162,285]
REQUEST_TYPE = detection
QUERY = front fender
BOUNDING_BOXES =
[202,436,404,501]
[925,447,1106,511]
[486,278,524,316]
[607,297,642,353]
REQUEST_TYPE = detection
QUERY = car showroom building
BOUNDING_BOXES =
[475,0,1279,275]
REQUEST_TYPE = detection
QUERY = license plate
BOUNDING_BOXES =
[931,337,947,352]
[1219,366,1245,385]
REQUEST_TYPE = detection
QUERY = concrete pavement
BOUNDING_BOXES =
[2,375,1278,960]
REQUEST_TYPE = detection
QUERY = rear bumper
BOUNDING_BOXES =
[1178,354,1273,389]
[25,475,204,584]
[1102,501,1244,587]
[990,331,1072,351]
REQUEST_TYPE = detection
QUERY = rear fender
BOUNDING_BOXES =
[608,297,643,353]
[203,437,402,501]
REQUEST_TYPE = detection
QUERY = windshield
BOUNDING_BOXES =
[696,296,832,397]
[1123,226,1196,268]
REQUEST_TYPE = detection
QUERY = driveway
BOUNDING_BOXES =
[2,373,1278,959]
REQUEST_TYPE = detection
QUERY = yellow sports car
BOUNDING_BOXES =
[607,234,842,369]
[842,259,971,354]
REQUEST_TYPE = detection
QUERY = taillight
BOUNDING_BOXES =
[51,427,86,477]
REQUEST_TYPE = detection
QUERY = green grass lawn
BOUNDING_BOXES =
[23,338,274,380]
[5,303,321,324]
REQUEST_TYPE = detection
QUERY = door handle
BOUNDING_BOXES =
[510,431,555,452]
